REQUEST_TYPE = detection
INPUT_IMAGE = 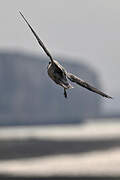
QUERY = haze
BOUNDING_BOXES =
[0,0,120,111]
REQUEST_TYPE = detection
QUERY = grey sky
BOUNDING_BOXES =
[0,0,120,111]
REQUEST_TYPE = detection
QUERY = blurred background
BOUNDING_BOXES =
[0,0,120,180]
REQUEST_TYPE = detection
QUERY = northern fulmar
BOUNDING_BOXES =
[19,12,112,99]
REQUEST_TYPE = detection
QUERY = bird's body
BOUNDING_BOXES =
[47,60,72,89]
[19,12,112,99]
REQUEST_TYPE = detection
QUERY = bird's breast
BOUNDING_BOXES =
[47,64,57,82]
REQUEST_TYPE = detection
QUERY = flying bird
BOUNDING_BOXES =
[19,11,112,99]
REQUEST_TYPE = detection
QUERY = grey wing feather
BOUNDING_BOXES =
[67,73,112,98]
[19,11,53,62]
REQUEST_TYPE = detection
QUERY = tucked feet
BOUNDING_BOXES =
[64,88,67,98]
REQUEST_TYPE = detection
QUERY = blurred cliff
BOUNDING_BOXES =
[0,51,101,126]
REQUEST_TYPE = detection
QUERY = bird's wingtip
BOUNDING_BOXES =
[105,95,113,99]
[19,11,24,17]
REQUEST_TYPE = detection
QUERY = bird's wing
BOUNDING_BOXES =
[19,11,53,62]
[67,73,112,98]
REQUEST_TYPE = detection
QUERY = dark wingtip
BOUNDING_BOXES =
[19,11,24,18]
[19,11,22,15]
[104,95,113,99]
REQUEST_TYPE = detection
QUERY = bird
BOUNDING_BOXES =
[19,11,112,99]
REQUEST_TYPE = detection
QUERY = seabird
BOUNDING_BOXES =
[19,11,112,99]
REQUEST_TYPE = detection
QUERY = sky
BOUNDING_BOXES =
[0,0,120,112]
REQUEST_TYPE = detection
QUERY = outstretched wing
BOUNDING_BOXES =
[67,73,112,98]
[19,11,53,62]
